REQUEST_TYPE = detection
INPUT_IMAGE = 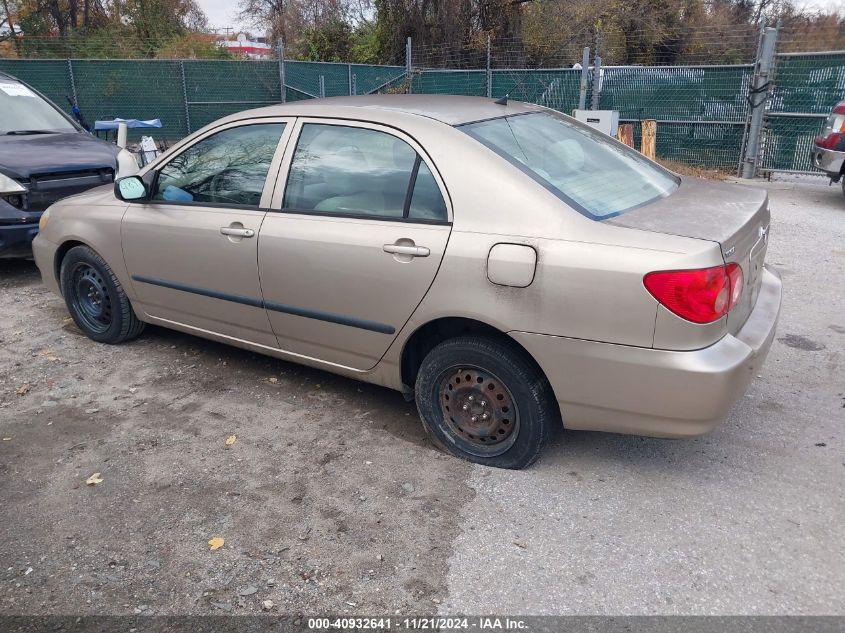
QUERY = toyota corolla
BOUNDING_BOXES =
[32,95,782,469]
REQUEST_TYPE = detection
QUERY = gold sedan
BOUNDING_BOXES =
[32,95,782,469]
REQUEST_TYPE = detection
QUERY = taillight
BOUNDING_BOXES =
[644,263,743,324]
[814,132,842,150]
[726,262,743,310]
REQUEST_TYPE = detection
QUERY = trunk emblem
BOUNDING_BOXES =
[759,225,768,242]
[724,246,736,257]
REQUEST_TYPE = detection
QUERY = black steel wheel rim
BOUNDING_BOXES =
[70,263,112,333]
[436,364,520,458]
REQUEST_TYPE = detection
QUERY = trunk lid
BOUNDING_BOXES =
[607,177,770,334]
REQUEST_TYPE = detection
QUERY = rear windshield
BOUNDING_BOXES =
[0,80,77,134]
[461,112,679,219]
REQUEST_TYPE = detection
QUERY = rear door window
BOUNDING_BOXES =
[282,123,448,222]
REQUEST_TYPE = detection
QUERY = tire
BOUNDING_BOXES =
[59,245,145,344]
[414,335,558,469]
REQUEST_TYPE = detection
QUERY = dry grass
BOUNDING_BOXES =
[657,158,734,181]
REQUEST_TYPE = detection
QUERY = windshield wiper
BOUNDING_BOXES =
[4,130,57,135]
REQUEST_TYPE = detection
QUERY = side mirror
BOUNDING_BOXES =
[115,175,147,201]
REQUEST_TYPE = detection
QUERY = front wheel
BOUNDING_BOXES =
[60,245,145,344]
[415,335,558,469]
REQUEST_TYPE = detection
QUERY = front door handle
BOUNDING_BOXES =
[220,226,255,238]
[383,243,430,257]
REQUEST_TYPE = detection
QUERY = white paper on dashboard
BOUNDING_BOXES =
[0,82,37,97]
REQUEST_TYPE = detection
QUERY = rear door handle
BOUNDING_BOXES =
[220,226,255,238]
[383,243,430,257]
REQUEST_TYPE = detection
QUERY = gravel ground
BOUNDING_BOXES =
[0,178,843,616]
[0,265,472,615]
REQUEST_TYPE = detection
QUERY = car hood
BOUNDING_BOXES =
[0,132,119,179]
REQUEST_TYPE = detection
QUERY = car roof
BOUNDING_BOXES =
[233,94,544,126]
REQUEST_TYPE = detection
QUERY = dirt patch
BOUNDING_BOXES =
[0,261,473,615]
[777,333,827,352]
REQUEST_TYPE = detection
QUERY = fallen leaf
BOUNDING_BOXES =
[39,350,61,362]
[86,473,104,485]
[268,377,279,384]
[513,540,527,549]
[208,537,225,551]
[16,384,30,396]
[225,435,237,446]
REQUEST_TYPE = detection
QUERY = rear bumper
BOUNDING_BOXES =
[510,266,782,438]
[812,146,845,180]
[0,222,40,259]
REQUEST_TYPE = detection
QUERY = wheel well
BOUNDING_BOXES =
[54,240,85,286]
[400,317,542,392]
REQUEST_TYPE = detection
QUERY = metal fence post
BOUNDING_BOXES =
[486,35,492,98]
[578,47,590,110]
[740,25,779,178]
[351,73,357,96]
[590,54,602,110]
[276,40,286,103]
[179,60,191,135]
[590,31,603,111]
[406,37,413,94]
[67,59,78,107]
[319,75,326,98]
[348,64,353,96]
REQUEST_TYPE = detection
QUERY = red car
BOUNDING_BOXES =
[812,100,845,195]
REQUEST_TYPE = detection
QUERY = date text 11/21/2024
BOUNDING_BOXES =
[307,617,528,630]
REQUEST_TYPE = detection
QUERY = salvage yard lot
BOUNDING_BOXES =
[1,178,843,615]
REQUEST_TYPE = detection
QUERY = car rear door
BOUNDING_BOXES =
[122,118,293,348]
[257,118,452,370]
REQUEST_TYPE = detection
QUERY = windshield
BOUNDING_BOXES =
[0,80,78,134]
[461,112,679,219]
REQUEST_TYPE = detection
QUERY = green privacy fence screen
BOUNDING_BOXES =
[761,52,845,172]
[1,53,843,172]
[0,58,406,140]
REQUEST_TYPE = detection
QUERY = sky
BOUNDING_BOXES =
[198,0,249,34]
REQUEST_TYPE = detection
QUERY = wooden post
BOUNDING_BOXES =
[617,124,634,148]
[641,119,657,159]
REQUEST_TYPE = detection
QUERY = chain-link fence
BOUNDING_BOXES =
[1,25,843,176]
[762,46,845,173]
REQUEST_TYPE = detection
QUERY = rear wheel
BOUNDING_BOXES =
[60,245,145,344]
[415,335,558,469]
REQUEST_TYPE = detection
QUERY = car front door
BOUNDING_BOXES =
[258,119,452,370]
[122,119,292,348]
